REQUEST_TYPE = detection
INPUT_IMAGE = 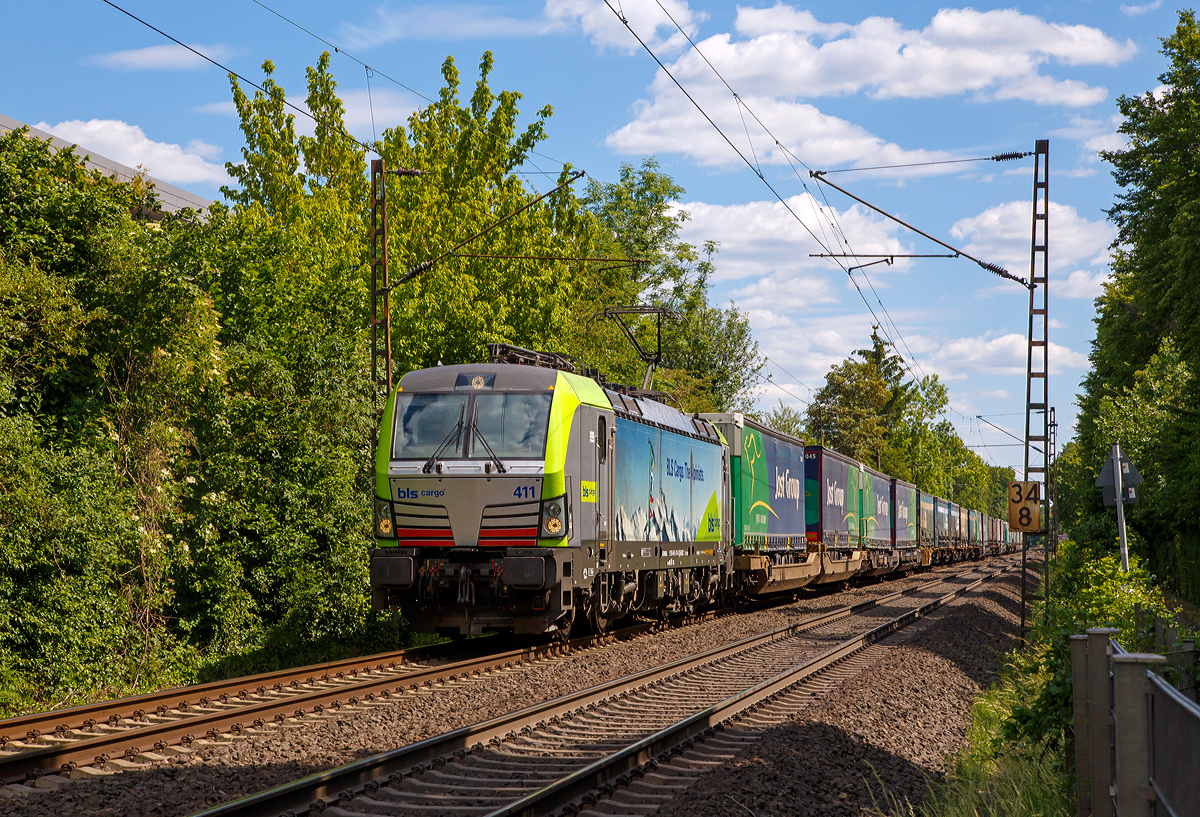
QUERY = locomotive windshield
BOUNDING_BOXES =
[470,393,553,459]
[392,393,468,459]
[392,392,553,461]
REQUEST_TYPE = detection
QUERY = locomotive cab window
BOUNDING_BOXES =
[391,393,469,459]
[469,393,554,459]
[597,416,607,464]
[392,392,553,461]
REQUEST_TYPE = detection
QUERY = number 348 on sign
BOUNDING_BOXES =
[1009,481,1043,532]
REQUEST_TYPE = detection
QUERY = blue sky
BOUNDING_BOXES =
[1,0,1181,472]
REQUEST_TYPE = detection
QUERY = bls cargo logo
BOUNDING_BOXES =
[395,487,446,500]
[581,481,598,503]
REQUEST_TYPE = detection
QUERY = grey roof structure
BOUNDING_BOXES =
[1,113,213,213]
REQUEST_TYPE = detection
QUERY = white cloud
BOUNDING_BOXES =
[950,200,1115,277]
[722,6,1129,101]
[192,101,237,116]
[86,43,232,71]
[755,310,886,388]
[35,119,228,186]
[676,194,910,283]
[609,82,958,169]
[919,332,1090,379]
[605,5,1131,169]
[730,269,840,311]
[1059,269,1111,299]
[546,0,704,54]
[1050,114,1126,167]
[340,4,550,48]
[1121,1,1162,15]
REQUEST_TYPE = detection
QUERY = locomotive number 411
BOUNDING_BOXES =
[1008,481,1042,533]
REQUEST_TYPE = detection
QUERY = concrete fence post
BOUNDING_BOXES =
[1111,653,1167,817]
[1071,634,1092,817]
[1087,628,1120,817]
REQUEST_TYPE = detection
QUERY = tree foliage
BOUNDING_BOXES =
[1063,10,1200,605]
[799,328,1012,514]
[0,50,762,712]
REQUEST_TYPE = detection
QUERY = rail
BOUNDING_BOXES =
[0,560,990,786]
[189,559,1014,817]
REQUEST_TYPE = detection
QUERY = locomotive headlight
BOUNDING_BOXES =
[375,498,395,539]
[540,494,567,539]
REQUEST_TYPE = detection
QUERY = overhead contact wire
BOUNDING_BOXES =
[99,0,376,153]
[601,0,836,257]
[250,0,435,104]
[643,0,972,430]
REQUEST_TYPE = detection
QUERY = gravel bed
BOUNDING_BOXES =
[0,561,1006,817]
[652,566,1028,817]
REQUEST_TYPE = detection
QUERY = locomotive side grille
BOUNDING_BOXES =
[393,502,454,545]
[480,500,540,547]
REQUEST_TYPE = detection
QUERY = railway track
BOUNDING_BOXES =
[0,585,795,784]
[188,558,1015,817]
[0,559,1002,790]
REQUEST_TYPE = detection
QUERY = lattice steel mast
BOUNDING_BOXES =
[1021,140,1050,639]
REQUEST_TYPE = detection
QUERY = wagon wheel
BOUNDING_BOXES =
[588,577,612,634]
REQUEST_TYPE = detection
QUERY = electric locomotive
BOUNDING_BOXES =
[367,344,1020,638]
[368,345,731,637]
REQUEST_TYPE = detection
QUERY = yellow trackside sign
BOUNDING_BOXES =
[1009,481,1043,532]
[581,480,598,503]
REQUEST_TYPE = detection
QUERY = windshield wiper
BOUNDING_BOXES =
[422,405,465,474]
[471,421,507,474]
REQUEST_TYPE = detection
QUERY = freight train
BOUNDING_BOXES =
[368,345,1020,637]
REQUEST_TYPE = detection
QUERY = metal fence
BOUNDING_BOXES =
[1071,626,1200,817]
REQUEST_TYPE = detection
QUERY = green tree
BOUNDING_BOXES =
[0,129,219,711]
[570,158,763,412]
[1069,10,1200,602]
[759,399,806,440]
[803,328,1005,507]
[378,52,590,373]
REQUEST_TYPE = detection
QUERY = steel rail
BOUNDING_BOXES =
[0,636,504,746]
[0,630,640,784]
[186,561,1003,817]
[0,556,978,783]
[0,594,773,783]
[490,561,1013,817]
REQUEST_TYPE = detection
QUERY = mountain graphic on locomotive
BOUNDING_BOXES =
[368,344,1020,638]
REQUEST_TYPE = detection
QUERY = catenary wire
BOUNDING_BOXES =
[99,0,376,152]
[249,0,436,104]
[819,152,1033,174]
[642,0,980,429]
[601,1,837,258]
[615,0,936,421]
